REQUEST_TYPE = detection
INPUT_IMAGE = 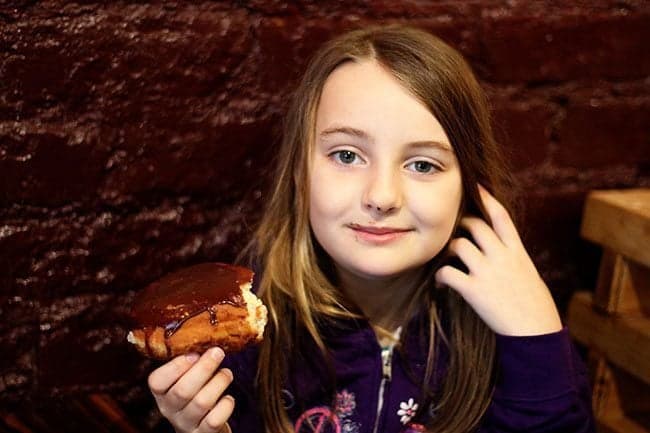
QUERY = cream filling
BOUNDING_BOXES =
[242,284,268,339]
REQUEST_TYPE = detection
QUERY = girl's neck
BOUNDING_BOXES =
[335,266,424,338]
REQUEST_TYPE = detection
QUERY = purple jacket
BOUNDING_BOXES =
[222,311,595,433]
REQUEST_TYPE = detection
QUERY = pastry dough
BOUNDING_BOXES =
[127,263,267,360]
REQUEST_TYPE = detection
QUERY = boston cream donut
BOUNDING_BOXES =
[127,263,267,360]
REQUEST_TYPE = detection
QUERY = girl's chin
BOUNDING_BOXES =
[338,261,428,281]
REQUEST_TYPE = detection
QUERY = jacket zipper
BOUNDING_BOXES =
[371,345,393,433]
[371,327,401,433]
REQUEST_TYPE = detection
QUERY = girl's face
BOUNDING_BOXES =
[309,60,463,282]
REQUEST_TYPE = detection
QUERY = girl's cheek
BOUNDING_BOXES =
[413,204,456,231]
[408,183,462,224]
[313,166,363,210]
[310,177,354,219]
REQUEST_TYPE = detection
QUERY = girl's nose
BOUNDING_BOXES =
[362,169,402,214]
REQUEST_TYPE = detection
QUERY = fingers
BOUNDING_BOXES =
[165,347,226,412]
[458,216,501,254]
[182,367,234,423]
[447,236,485,271]
[149,352,201,395]
[197,399,235,433]
[477,184,521,247]
[148,347,235,433]
[435,264,472,297]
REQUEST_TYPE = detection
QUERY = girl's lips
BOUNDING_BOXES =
[348,224,412,234]
[347,224,413,244]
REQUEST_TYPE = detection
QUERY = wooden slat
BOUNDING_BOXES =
[589,352,650,416]
[0,396,148,433]
[595,250,650,315]
[581,189,650,268]
[2,405,57,433]
[0,412,33,433]
[568,292,650,385]
[578,188,650,432]
[598,416,649,433]
[86,394,142,433]
[594,250,623,313]
[66,398,116,433]
[590,354,624,419]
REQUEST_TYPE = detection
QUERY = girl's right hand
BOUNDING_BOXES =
[148,347,235,433]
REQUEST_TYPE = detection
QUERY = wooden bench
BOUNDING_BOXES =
[568,189,650,433]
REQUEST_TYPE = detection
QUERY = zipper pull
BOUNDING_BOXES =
[380,326,401,381]
[381,347,392,380]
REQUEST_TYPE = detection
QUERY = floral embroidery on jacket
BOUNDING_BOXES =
[294,390,360,433]
[335,390,356,417]
[397,398,419,425]
[403,423,426,432]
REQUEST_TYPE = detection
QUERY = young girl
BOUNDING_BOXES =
[147,25,595,433]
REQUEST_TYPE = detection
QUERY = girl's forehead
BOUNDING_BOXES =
[315,60,449,146]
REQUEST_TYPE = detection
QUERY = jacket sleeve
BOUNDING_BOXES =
[220,346,264,433]
[478,326,596,433]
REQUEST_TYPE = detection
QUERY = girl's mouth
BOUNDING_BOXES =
[347,224,413,244]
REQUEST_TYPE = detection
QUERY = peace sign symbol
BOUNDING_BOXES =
[294,406,342,433]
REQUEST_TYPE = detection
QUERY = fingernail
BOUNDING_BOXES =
[210,347,225,361]
[185,353,200,363]
[219,368,234,382]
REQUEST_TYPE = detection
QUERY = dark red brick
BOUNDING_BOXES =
[256,17,366,93]
[0,123,108,206]
[517,189,604,311]
[0,295,37,330]
[556,98,650,169]
[0,325,37,398]
[0,212,76,296]
[362,0,478,18]
[255,15,479,96]
[481,11,650,82]
[0,192,262,299]
[244,0,329,15]
[37,292,145,392]
[1,5,253,119]
[490,97,555,170]
[524,165,646,197]
[407,17,481,64]
[99,115,277,203]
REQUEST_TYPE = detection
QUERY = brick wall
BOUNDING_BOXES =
[1,1,649,430]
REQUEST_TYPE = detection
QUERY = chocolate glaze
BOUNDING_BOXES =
[131,263,252,338]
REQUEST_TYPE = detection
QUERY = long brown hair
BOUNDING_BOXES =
[242,24,518,433]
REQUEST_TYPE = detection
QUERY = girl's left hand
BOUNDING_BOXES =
[435,185,563,336]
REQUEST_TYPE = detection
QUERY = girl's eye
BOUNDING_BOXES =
[331,150,360,165]
[406,160,438,174]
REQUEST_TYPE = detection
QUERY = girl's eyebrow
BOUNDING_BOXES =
[407,141,454,154]
[319,126,369,139]
[319,126,453,153]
